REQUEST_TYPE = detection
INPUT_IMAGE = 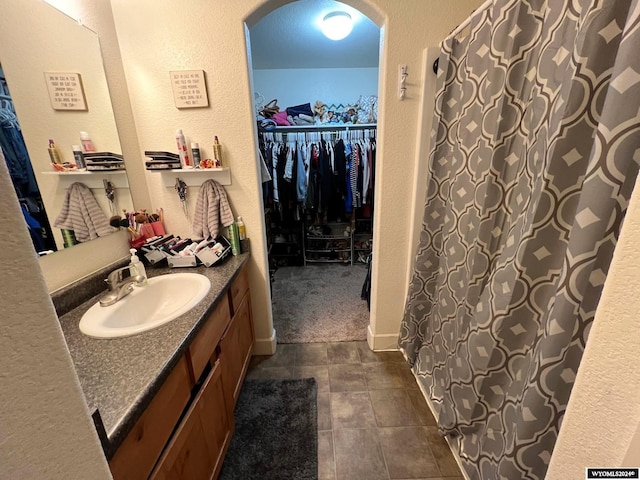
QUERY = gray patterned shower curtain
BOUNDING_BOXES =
[399,1,640,479]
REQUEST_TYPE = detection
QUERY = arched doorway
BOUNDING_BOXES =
[246,0,383,346]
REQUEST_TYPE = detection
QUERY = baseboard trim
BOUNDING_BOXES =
[399,347,471,480]
[253,328,277,355]
[367,325,399,351]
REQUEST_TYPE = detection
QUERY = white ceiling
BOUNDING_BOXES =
[249,0,380,70]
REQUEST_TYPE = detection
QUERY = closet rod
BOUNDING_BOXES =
[267,123,376,133]
[445,0,492,42]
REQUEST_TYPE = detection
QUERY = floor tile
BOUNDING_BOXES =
[333,428,388,480]
[363,362,416,390]
[407,389,437,426]
[329,364,367,392]
[331,391,377,429]
[355,341,384,363]
[296,343,329,366]
[355,341,406,363]
[318,430,336,479]
[317,391,332,431]
[425,427,462,477]
[328,342,360,364]
[245,366,293,380]
[250,344,296,368]
[378,426,440,479]
[293,365,330,392]
[369,389,422,427]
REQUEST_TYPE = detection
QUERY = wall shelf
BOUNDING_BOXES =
[153,167,231,187]
[41,170,129,189]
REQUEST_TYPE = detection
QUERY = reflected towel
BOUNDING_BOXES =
[53,182,114,242]
[192,179,234,240]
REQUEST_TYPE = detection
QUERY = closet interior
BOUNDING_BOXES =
[259,124,376,272]
[250,0,380,342]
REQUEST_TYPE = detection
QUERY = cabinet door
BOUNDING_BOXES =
[220,291,254,414]
[200,359,234,480]
[110,356,191,480]
[151,359,230,480]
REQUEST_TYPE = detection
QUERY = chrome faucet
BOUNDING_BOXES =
[99,266,145,307]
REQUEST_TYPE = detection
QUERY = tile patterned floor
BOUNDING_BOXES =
[248,341,464,480]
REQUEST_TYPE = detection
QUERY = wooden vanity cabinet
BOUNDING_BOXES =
[109,265,254,480]
[220,284,254,415]
[150,358,231,480]
[109,356,192,480]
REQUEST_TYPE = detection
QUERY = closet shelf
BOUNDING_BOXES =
[305,258,351,264]
[306,235,349,241]
[306,248,351,253]
[268,123,376,132]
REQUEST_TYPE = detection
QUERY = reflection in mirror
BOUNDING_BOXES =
[0,0,134,254]
[0,71,58,253]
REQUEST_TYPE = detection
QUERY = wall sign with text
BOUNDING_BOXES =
[44,72,87,111]
[170,70,209,108]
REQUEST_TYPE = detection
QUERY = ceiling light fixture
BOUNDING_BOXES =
[321,12,353,41]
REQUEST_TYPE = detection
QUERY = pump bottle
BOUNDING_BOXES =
[129,248,147,285]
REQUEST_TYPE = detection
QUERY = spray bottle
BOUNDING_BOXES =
[176,129,192,168]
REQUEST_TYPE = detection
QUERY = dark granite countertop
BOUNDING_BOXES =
[57,253,250,459]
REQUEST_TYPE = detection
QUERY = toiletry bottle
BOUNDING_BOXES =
[129,248,147,285]
[237,216,246,240]
[80,131,95,153]
[228,222,241,256]
[191,142,201,169]
[212,136,223,167]
[48,139,62,164]
[176,129,192,168]
[72,145,86,170]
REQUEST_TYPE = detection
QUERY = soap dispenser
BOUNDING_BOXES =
[129,248,147,285]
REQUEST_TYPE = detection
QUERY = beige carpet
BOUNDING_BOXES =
[271,264,369,343]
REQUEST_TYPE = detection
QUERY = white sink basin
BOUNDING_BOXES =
[79,272,211,338]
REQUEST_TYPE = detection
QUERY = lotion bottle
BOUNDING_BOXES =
[237,216,246,240]
[191,142,201,168]
[80,131,95,152]
[129,248,147,285]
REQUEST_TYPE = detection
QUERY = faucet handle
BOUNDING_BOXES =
[106,268,126,289]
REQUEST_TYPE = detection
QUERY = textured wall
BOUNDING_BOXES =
[546,177,640,476]
[0,159,110,479]
[110,0,481,353]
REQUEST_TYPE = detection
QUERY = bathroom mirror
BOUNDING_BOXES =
[0,0,134,253]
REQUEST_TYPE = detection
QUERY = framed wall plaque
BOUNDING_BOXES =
[170,70,209,108]
[44,72,87,111]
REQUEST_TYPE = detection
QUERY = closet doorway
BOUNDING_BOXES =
[248,0,381,343]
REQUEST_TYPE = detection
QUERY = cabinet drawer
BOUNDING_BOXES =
[188,299,230,382]
[109,355,191,480]
[220,292,255,414]
[228,266,249,315]
[150,359,232,480]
